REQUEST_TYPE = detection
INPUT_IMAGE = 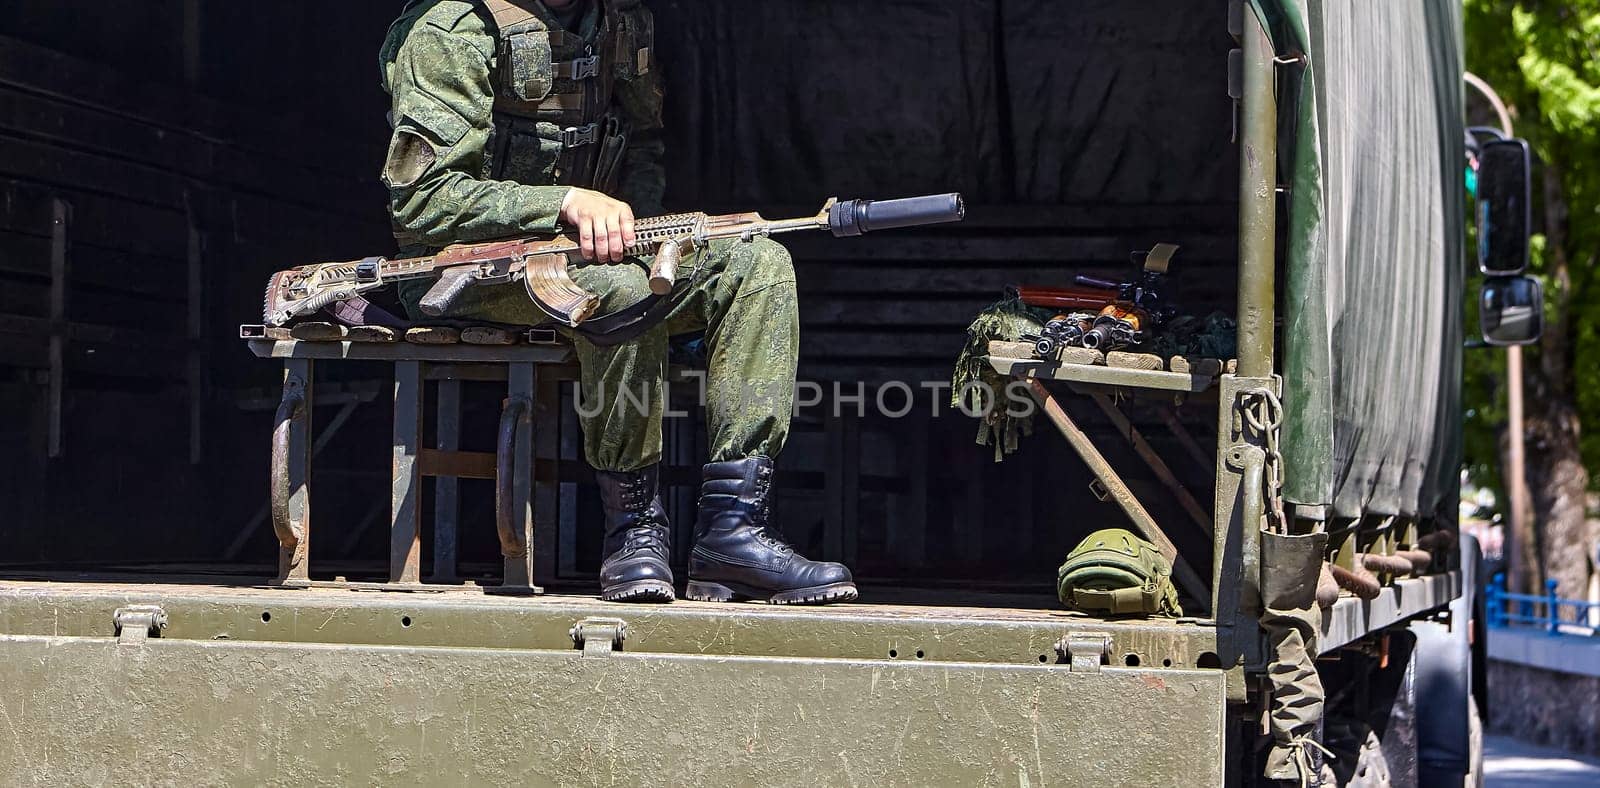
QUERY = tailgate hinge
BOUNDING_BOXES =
[1056,632,1112,673]
[570,617,627,657]
[113,605,168,645]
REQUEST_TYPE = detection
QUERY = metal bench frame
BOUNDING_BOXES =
[248,337,574,593]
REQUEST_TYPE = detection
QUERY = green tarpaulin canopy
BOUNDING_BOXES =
[1260,0,1466,521]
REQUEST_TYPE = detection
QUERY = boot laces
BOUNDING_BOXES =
[749,466,791,553]
[753,527,793,555]
[756,467,775,524]
[618,477,653,511]
[619,519,669,556]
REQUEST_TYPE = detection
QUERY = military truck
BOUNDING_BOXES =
[0,1,1534,785]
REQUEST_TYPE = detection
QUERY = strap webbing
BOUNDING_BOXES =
[480,0,541,33]
[323,295,409,331]
[480,0,580,45]
[570,292,672,347]
[1070,586,1160,615]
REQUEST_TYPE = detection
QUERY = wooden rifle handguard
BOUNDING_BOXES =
[649,240,687,295]
[1011,285,1118,311]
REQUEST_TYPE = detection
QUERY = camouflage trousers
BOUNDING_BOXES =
[404,237,798,472]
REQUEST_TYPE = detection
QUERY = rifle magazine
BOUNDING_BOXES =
[523,253,600,326]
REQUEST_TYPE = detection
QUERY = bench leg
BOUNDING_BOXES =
[430,379,462,584]
[532,372,561,587]
[390,360,423,584]
[496,362,538,592]
[823,410,860,564]
[271,359,313,585]
[1024,378,1209,604]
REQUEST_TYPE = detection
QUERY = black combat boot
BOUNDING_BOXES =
[595,466,675,603]
[686,457,859,605]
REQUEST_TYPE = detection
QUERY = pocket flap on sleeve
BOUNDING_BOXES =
[400,88,471,147]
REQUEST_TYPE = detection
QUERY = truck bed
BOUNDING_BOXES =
[0,573,1234,786]
[0,567,1459,661]
[0,575,1215,668]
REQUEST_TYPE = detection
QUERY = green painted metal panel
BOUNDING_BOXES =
[0,582,1225,671]
[0,634,1227,786]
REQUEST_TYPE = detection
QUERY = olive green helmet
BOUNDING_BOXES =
[1057,528,1182,617]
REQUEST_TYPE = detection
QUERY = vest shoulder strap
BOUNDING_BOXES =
[480,0,583,47]
[480,0,541,34]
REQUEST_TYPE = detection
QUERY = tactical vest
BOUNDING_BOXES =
[479,0,653,192]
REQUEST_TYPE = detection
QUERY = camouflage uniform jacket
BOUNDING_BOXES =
[378,0,666,252]
[376,1,799,473]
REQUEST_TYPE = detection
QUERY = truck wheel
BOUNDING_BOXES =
[1465,695,1484,788]
[1347,729,1393,788]
[1326,723,1393,788]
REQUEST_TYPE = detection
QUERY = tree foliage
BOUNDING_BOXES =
[1463,0,1600,595]
[1463,0,1600,488]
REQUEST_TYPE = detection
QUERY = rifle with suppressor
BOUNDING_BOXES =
[260,194,966,333]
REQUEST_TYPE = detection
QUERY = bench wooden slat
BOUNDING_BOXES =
[461,326,518,346]
[418,449,497,480]
[290,322,347,342]
[347,326,399,343]
[1106,351,1164,371]
[405,326,461,345]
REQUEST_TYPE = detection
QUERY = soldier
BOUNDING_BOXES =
[379,0,857,605]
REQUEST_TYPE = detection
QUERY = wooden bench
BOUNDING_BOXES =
[242,323,575,593]
[986,339,1234,604]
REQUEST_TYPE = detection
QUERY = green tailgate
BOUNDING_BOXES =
[0,583,1228,786]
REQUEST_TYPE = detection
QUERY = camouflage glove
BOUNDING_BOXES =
[1057,529,1182,617]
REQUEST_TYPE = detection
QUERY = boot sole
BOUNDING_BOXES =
[685,580,859,606]
[600,579,676,603]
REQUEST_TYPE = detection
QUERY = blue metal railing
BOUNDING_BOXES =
[1486,573,1600,635]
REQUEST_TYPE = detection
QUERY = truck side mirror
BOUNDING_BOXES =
[1477,138,1531,275]
[1479,275,1543,346]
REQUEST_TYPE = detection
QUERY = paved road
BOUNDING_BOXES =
[1486,734,1600,787]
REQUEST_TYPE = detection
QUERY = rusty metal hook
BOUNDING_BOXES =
[495,395,532,562]
[269,375,307,552]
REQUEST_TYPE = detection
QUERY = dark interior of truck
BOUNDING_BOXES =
[0,0,1239,615]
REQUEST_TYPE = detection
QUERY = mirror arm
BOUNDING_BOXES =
[1466,125,1508,143]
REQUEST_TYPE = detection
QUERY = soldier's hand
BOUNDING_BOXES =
[561,188,637,263]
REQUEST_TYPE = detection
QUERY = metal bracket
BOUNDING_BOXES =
[1228,48,1243,100]
[524,327,560,345]
[1055,632,1112,673]
[1088,478,1110,502]
[354,257,383,283]
[570,617,627,657]
[113,605,168,645]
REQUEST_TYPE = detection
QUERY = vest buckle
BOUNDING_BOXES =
[570,55,601,81]
[561,123,601,148]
